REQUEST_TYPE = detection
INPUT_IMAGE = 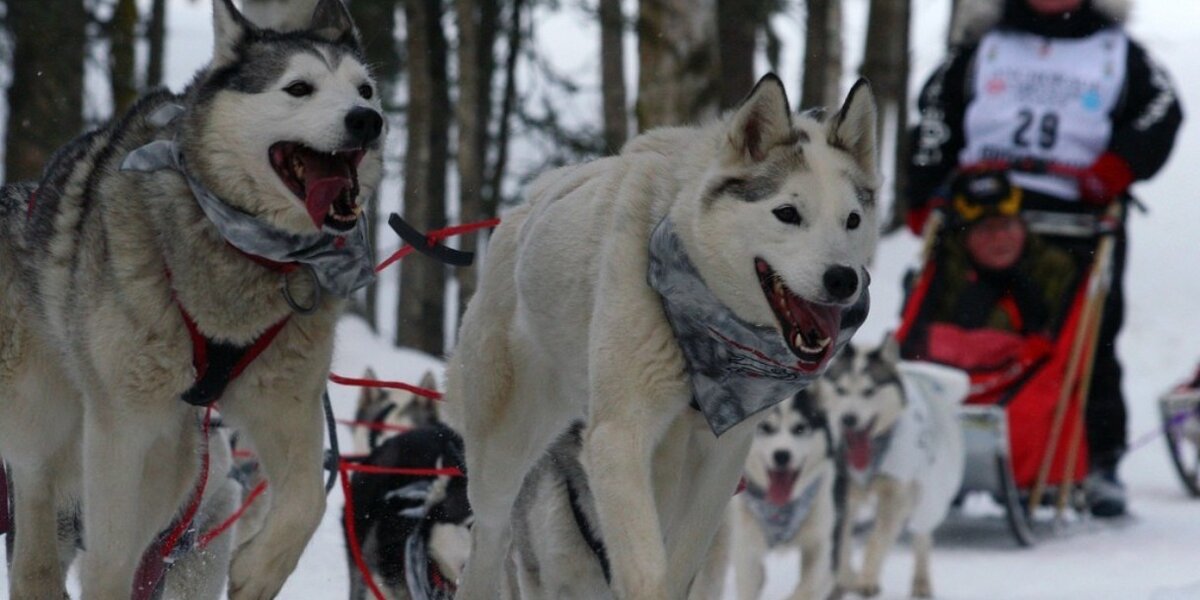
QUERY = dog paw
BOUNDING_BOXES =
[911,578,933,598]
[855,581,881,598]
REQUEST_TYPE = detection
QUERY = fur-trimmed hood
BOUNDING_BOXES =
[951,0,1131,45]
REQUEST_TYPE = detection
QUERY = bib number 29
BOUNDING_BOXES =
[1013,108,1058,149]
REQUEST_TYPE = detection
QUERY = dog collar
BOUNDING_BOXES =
[743,474,825,548]
[646,217,869,435]
[120,104,374,299]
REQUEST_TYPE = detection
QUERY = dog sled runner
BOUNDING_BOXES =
[896,200,1123,546]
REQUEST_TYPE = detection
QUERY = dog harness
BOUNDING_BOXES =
[743,474,826,548]
[646,217,869,435]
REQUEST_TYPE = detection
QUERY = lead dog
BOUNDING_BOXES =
[0,0,383,596]
[822,338,967,598]
[446,75,879,599]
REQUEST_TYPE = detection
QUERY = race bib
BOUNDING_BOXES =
[960,29,1128,200]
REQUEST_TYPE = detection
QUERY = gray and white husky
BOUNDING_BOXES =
[446,75,878,599]
[727,389,837,600]
[0,0,383,597]
[821,337,967,599]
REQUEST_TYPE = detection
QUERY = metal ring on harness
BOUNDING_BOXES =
[282,264,320,315]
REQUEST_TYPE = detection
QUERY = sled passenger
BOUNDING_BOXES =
[906,0,1183,517]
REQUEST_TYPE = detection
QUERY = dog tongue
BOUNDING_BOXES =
[788,297,842,346]
[301,153,352,229]
[766,470,799,506]
[845,430,873,472]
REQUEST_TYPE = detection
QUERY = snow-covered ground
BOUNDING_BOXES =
[6,0,1200,598]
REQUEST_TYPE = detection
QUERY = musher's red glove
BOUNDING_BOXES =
[1078,152,1134,206]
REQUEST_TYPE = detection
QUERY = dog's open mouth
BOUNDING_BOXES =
[766,467,800,506]
[269,142,364,232]
[843,417,878,472]
[755,258,841,370]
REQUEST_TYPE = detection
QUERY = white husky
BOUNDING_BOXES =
[822,338,968,599]
[446,75,879,599]
[728,390,838,600]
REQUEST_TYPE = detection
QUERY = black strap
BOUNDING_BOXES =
[387,213,476,266]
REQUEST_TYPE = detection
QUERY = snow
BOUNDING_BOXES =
[6,0,1200,598]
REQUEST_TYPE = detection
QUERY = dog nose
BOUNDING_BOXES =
[345,107,383,146]
[841,413,858,429]
[823,265,858,301]
[772,450,791,468]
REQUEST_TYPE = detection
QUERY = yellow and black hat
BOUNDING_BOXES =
[951,168,1022,224]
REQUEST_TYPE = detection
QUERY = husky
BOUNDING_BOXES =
[351,369,441,456]
[0,0,384,596]
[445,74,878,599]
[822,337,967,599]
[726,389,837,600]
[344,422,471,600]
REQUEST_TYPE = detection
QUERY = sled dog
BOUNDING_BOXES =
[446,74,879,599]
[0,0,383,596]
[727,389,837,600]
[351,369,441,456]
[345,422,471,600]
[823,337,967,598]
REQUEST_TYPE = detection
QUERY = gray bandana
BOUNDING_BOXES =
[646,218,869,435]
[744,474,825,548]
[120,104,374,299]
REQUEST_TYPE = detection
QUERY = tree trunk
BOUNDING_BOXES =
[454,0,500,328]
[716,0,757,110]
[146,0,167,88]
[599,0,628,151]
[396,0,450,353]
[5,0,86,183]
[110,0,140,115]
[860,0,911,232]
[636,0,720,130]
[485,0,523,211]
[801,0,843,109]
[348,0,401,332]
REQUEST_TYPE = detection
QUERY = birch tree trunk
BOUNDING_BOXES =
[636,0,720,130]
[397,0,451,353]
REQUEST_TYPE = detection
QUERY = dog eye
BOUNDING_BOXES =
[284,81,314,97]
[773,205,802,225]
[791,423,808,435]
[758,421,777,435]
[846,212,861,230]
[358,84,374,100]
[862,387,875,398]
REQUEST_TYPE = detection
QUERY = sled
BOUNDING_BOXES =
[896,202,1122,546]
[1159,372,1200,497]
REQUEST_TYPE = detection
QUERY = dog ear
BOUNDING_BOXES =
[309,0,362,51]
[212,0,254,69]
[879,332,901,364]
[726,73,793,164]
[418,370,439,392]
[827,78,878,178]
